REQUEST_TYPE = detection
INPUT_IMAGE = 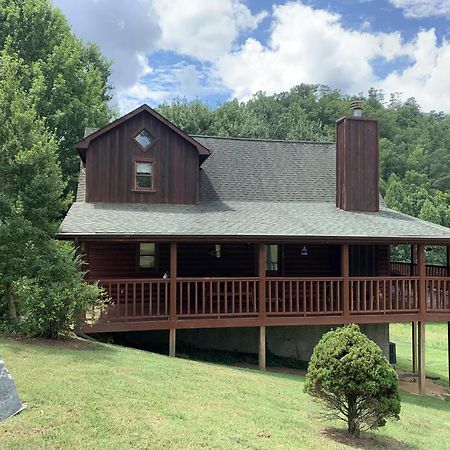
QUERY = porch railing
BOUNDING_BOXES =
[265,277,342,316]
[86,275,450,326]
[391,261,448,277]
[177,277,259,318]
[349,277,419,314]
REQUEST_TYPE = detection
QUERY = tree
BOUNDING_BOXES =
[304,325,400,438]
[0,0,115,196]
[0,50,103,337]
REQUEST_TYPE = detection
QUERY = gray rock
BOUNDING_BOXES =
[0,358,26,422]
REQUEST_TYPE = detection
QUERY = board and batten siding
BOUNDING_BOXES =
[83,242,390,279]
[85,110,199,204]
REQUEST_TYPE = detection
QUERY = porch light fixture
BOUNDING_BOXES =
[209,244,222,258]
[301,245,308,256]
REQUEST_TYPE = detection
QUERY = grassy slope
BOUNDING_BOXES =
[0,327,449,450]
[390,322,449,385]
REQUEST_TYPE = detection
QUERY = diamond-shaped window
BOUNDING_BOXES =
[134,129,153,150]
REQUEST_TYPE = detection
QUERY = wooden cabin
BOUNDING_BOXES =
[59,104,450,393]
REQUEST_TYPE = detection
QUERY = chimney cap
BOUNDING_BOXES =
[350,100,363,116]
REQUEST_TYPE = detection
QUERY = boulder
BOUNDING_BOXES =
[0,359,26,421]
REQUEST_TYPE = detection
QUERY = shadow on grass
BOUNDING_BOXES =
[323,427,418,450]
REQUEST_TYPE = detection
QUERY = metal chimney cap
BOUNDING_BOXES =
[351,100,363,117]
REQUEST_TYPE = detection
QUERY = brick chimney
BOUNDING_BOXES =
[336,101,379,212]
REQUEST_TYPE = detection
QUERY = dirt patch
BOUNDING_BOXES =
[397,369,450,399]
[323,427,417,450]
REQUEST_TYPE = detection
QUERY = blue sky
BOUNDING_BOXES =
[53,0,450,113]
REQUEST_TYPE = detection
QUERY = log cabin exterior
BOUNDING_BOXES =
[59,104,450,391]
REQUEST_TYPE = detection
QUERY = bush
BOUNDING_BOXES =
[6,241,106,339]
[304,324,400,437]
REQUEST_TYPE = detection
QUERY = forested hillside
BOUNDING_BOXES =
[157,86,450,263]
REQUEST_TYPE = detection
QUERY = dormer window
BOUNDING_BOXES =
[134,128,154,151]
[134,160,155,191]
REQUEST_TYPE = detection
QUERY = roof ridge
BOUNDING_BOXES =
[192,135,335,145]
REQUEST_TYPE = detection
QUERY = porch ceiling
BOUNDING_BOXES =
[58,200,450,243]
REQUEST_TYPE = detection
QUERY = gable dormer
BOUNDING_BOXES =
[75,105,210,204]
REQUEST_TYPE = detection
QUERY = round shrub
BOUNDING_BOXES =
[304,324,401,437]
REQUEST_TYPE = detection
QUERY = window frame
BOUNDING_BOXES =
[131,126,158,151]
[133,158,156,193]
[136,242,158,272]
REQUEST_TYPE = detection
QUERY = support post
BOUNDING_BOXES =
[258,243,266,324]
[448,321,450,387]
[410,244,416,276]
[412,322,417,374]
[169,242,177,357]
[417,244,426,317]
[169,328,176,358]
[341,244,350,319]
[418,321,426,395]
[259,326,266,371]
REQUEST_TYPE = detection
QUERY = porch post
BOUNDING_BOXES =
[418,244,426,318]
[418,320,426,395]
[258,243,266,371]
[341,243,350,319]
[410,244,416,276]
[412,322,417,374]
[447,245,450,386]
[169,242,177,357]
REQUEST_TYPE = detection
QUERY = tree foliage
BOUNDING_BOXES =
[0,0,116,196]
[0,44,103,338]
[304,325,401,437]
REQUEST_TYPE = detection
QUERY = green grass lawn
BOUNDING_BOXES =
[390,322,449,386]
[1,326,449,450]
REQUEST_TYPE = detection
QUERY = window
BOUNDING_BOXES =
[134,129,154,150]
[265,245,279,272]
[139,243,156,269]
[134,160,154,191]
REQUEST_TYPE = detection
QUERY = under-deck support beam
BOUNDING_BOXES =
[418,320,426,395]
[412,321,418,374]
[169,328,176,357]
[259,326,266,371]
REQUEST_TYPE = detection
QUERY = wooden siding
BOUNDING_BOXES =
[84,242,389,280]
[85,110,199,204]
[336,116,379,212]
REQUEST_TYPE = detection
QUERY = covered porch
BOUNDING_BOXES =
[81,240,450,330]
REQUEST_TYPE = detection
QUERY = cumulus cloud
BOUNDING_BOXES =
[389,0,450,18]
[153,0,267,60]
[53,0,161,90]
[215,3,406,100]
[379,29,450,111]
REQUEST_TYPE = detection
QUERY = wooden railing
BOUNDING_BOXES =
[86,275,450,327]
[266,278,342,316]
[177,278,259,318]
[391,261,448,277]
[350,277,419,314]
[89,279,170,323]
[427,277,450,313]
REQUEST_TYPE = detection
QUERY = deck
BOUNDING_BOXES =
[82,272,450,333]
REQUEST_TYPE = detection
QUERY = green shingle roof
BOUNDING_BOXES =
[60,136,450,241]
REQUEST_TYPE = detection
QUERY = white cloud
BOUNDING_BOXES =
[53,0,161,90]
[215,2,406,100]
[153,0,267,60]
[117,61,225,112]
[379,29,450,111]
[389,0,450,18]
